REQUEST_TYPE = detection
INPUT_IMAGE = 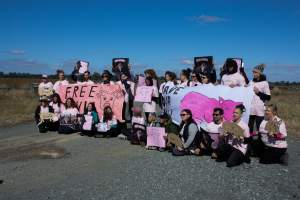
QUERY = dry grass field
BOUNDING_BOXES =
[0,78,299,135]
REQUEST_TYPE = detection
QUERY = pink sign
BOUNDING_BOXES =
[146,127,166,148]
[180,92,241,123]
[134,86,153,103]
[58,84,124,121]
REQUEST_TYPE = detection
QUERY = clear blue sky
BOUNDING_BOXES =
[0,0,299,81]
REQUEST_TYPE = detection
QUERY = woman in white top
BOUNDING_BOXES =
[258,104,288,165]
[96,106,119,137]
[49,93,65,131]
[117,71,135,122]
[221,59,246,87]
[216,104,250,167]
[38,74,54,97]
[61,98,79,117]
[53,70,69,93]
[178,68,192,87]
[143,77,159,122]
[159,71,177,108]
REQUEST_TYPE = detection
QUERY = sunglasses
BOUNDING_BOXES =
[213,114,220,116]
[191,75,196,78]
[180,113,188,117]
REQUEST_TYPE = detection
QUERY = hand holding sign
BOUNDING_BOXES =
[146,127,166,148]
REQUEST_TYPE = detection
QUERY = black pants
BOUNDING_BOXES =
[248,115,264,134]
[216,144,247,167]
[259,145,287,164]
[38,121,58,133]
[97,126,120,137]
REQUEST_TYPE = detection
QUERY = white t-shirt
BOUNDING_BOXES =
[132,116,145,125]
[259,116,287,148]
[206,121,222,149]
[190,81,201,87]
[49,102,65,117]
[79,80,94,85]
[143,86,159,113]
[250,80,271,116]
[38,82,53,96]
[178,80,190,87]
[159,81,175,93]
[226,120,250,155]
[61,107,79,117]
[53,80,69,92]
[221,73,246,87]
[40,106,50,113]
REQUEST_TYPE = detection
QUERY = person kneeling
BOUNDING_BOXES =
[258,104,288,165]
[95,106,120,138]
[81,102,99,137]
[216,105,251,167]
[35,96,56,133]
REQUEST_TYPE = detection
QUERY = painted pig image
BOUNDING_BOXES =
[180,92,241,123]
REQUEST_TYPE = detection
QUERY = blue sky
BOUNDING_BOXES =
[0,0,299,81]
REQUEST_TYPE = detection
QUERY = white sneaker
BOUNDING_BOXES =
[118,134,127,140]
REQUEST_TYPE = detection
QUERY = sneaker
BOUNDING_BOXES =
[117,134,127,140]
[158,147,165,152]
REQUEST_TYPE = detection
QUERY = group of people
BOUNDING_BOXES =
[34,57,288,167]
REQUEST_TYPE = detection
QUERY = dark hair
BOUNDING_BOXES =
[179,109,195,129]
[84,71,91,75]
[191,70,202,82]
[84,102,97,114]
[222,59,238,75]
[103,106,113,122]
[213,107,224,115]
[52,93,62,107]
[165,71,177,84]
[65,98,78,109]
[239,67,249,84]
[144,69,158,79]
[145,77,154,86]
[181,68,192,79]
[235,104,246,113]
[56,69,65,76]
[101,70,112,79]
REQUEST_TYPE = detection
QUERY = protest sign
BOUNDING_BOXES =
[134,86,153,103]
[146,127,166,148]
[58,84,124,121]
[162,83,254,125]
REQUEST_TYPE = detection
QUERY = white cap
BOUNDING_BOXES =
[42,74,48,78]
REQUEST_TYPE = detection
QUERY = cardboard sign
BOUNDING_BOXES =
[82,115,93,130]
[58,84,124,121]
[146,127,166,148]
[79,60,89,74]
[134,86,153,103]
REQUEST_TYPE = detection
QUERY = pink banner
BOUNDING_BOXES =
[146,127,166,148]
[134,86,153,103]
[180,92,241,123]
[58,84,124,121]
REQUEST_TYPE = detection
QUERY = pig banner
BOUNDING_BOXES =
[58,84,124,120]
[162,83,254,125]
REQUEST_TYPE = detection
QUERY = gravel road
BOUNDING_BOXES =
[0,123,300,200]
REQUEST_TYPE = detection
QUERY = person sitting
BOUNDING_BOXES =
[159,112,179,150]
[216,104,251,167]
[58,98,80,134]
[81,102,99,137]
[53,70,69,93]
[95,106,120,138]
[127,107,147,145]
[258,104,288,165]
[34,96,56,133]
[38,74,53,98]
[221,59,246,87]
[199,108,224,158]
[167,109,201,156]
[49,93,65,131]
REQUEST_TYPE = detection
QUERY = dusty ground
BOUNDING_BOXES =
[0,123,300,200]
